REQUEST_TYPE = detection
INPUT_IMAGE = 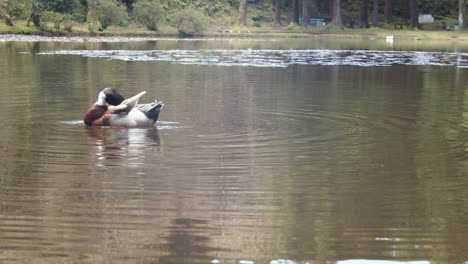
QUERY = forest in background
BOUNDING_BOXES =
[0,0,466,36]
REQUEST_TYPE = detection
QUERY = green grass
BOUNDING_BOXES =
[0,21,41,34]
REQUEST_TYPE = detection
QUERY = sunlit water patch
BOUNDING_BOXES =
[156,121,179,130]
[38,49,468,67]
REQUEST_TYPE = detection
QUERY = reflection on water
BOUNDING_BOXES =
[0,39,468,263]
[86,127,163,168]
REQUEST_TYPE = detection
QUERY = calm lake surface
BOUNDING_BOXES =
[0,37,467,263]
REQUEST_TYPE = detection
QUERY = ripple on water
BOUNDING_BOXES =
[38,49,468,68]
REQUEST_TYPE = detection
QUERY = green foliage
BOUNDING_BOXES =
[133,0,164,31]
[0,0,26,26]
[73,1,87,22]
[25,0,78,27]
[198,1,224,16]
[116,20,129,27]
[96,0,128,30]
[47,0,79,14]
[159,0,188,11]
[29,0,78,14]
[121,0,136,11]
[419,0,458,17]
[251,13,271,23]
[174,7,208,37]
[0,0,466,35]
[159,0,230,16]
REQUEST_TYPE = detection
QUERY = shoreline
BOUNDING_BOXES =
[1,33,468,43]
[0,34,468,43]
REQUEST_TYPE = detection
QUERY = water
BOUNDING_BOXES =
[0,38,467,263]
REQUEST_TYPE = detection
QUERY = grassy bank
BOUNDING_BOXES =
[1,20,468,41]
[0,20,176,37]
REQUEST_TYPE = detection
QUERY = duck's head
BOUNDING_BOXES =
[98,88,125,106]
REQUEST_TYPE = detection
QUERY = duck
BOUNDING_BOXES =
[84,88,164,127]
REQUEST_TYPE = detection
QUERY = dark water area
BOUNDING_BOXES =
[0,38,467,263]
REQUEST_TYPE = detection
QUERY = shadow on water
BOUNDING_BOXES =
[158,218,222,264]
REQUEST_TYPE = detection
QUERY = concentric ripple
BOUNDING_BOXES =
[38,49,468,68]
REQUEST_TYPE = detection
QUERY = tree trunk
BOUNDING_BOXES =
[87,0,98,23]
[27,12,41,27]
[324,0,331,18]
[460,0,466,30]
[292,0,300,24]
[86,0,100,31]
[302,0,311,26]
[402,0,410,20]
[410,0,419,28]
[384,0,392,23]
[5,17,15,26]
[360,0,369,28]
[372,0,379,26]
[239,0,247,25]
[331,0,343,26]
[274,0,281,25]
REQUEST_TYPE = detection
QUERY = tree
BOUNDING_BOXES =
[26,0,77,27]
[460,0,466,30]
[273,0,281,25]
[292,0,299,24]
[27,0,47,27]
[133,0,164,31]
[239,0,247,25]
[360,0,369,28]
[302,0,312,27]
[384,0,392,23]
[174,7,208,37]
[331,0,343,26]
[96,0,127,30]
[410,0,419,28]
[0,0,25,26]
[372,0,378,26]
[86,0,99,31]
[402,0,410,20]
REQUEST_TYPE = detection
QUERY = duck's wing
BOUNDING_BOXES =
[136,100,164,124]
[108,91,146,114]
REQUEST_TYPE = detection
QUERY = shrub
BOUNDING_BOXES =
[173,7,208,37]
[64,21,74,32]
[133,0,164,31]
[42,11,73,30]
[96,0,127,30]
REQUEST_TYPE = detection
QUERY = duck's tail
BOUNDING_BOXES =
[137,100,164,125]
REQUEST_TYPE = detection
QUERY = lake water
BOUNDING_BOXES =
[0,37,467,263]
